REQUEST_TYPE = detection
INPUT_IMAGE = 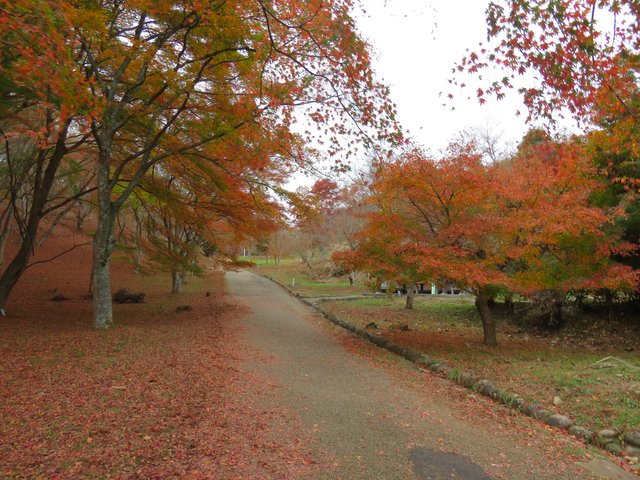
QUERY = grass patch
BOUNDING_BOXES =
[250,259,370,297]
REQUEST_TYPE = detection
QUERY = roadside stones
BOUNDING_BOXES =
[458,372,478,389]
[623,445,640,457]
[523,403,544,418]
[597,429,623,454]
[625,431,640,448]
[414,355,433,367]
[545,414,573,429]
[598,429,619,442]
[605,442,623,455]
[475,380,499,399]
[494,390,520,408]
[521,403,553,422]
[290,284,640,463]
[429,362,449,374]
[568,425,593,441]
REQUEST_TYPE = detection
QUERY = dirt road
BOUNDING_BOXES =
[225,271,635,480]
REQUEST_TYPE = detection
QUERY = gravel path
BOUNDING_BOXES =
[225,271,636,480]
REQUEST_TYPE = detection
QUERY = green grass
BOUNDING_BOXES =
[247,259,370,297]
[237,256,298,266]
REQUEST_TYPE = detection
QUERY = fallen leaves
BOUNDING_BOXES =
[0,271,321,478]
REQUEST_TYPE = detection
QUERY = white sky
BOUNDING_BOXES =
[289,0,538,188]
[354,0,530,154]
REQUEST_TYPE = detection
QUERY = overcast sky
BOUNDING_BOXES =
[289,1,535,187]
[354,0,530,155]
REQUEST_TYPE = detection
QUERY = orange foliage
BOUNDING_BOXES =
[339,139,636,297]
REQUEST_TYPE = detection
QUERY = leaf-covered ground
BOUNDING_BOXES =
[322,296,640,433]
[0,231,321,479]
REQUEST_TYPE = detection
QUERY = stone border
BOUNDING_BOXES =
[261,274,640,469]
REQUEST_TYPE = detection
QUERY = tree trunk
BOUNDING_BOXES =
[0,121,71,314]
[92,207,116,328]
[548,298,564,329]
[0,221,11,268]
[172,269,182,294]
[605,290,614,322]
[405,283,415,310]
[385,280,394,298]
[0,238,35,314]
[92,153,117,329]
[475,288,497,346]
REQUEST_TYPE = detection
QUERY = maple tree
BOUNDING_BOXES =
[74,0,399,328]
[0,0,399,326]
[0,0,96,314]
[450,0,640,316]
[455,1,640,122]
[339,137,634,345]
[291,179,342,277]
[122,140,283,293]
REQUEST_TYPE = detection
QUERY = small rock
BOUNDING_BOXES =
[623,445,640,457]
[605,441,623,455]
[414,355,433,367]
[568,425,593,441]
[458,372,478,389]
[534,409,552,421]
[553,395,562,406]
[545,414,573,429]
[428,362,446,373]
[433,364,450,375]
[498,391,523,409]
[476,380,499,398]
[598,429,619,441]
[626,456,639,465]
[523,403,543,418]
[625,431,640,448]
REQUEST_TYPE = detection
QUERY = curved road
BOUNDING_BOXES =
[225,271,635,480]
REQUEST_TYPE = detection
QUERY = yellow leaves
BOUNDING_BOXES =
[68,6,108,37]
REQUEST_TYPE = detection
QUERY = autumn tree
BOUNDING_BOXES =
[291,179,342,277]
[339,138,634,345]
[59,0,400,327]
[452,1,640,308]
[455,1,640,121]
[128,142,283,293]
[0,0,96,313]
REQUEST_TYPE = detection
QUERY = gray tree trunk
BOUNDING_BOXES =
[475,288,497,346]
[405,284,415,310]
[92,155,117,329]
[172,269,182,294]
[0,122,71,314]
